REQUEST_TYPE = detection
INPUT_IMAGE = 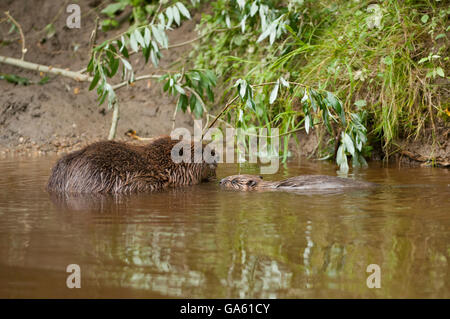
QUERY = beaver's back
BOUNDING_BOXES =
[274,175,376,189]
[47,137,181,193]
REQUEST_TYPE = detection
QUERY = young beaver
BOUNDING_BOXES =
[220,174,377,191]
[47,136,217,194]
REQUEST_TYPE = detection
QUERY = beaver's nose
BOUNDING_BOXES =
[219,179,225,185]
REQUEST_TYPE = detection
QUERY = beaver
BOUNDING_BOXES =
[47,136,217,194]
[219,174,377,191]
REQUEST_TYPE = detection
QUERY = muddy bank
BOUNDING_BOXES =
[0,0,197,155]
[0,0,448,167]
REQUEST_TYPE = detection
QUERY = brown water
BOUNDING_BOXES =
[0,155,448,298]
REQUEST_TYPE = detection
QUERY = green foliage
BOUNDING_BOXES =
[192,0,449,169]
[160,69,217,118]
[90,0,448,171]
[0,73,29,85]
[88,0,210,111]
[0,74,50,86]
[100,0,198,29]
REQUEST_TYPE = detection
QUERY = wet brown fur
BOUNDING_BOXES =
[47,136,217,194]
[220,174,377,191]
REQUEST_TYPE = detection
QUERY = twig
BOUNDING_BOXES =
[185,86,207,112]
[112,74,162,90]
[4,11,26,60]
[108,100,120,140]
[89,17,99,49]
[171,102,178,131]
[205,94,239,134]
[150,1,163,25]
[0,55,91,81]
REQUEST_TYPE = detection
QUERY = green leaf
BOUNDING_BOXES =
[38,76,50,85]
[100,19,118,30]
[421,14,429,23]
[239,80,247,99]
[257,21,275,43]
[151,25,166,48]
[250,2,258,16]
[0,73,29,85]
[246,96,256,112]
[158,13,166,27]
[336,144,349,173]
[382,56,393,65]
[172,6,181,26]
[166,6,174,27]
[189,94,197,112]
[144,27,151,47]
[174,84,185,95]
[44,24,56,39]
[86,58,94,73]
[418,57,428,64]
[129,33,138,52]
[101,3,127,18]
[121,58,132,71]
[436,67,445,78]
[305,114,310,134]
[177,94,188,112]
[176,2,191,19]
[279,76,289,87]
[98,88,108,105]
[354,99,367,108]
[269,82,279,104]
[150,49,159,66]
[206,85,214,102]
[89,71,100,91]
[109,58,119,77]
[194,98,203,118]
[343,133,355,156]
[142,45,150,63]
[134,29,146,48]
[308,90,317,112]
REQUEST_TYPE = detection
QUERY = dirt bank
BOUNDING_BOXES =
[0,0,448,167]
[0,0,197,155]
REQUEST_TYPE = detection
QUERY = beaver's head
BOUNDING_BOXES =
[201,158,217,182]
[219,174,264,191]
[162,137,219,184]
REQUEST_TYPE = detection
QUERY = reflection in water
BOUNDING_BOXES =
[0,156,448,298]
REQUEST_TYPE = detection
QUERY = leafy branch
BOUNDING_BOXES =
[86,1,218,138]
[207,77,369,172]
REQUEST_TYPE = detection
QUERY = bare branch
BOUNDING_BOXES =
[0,55,92,81]
[4,11,27,60]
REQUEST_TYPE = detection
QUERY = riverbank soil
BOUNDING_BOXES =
[0,0,196,155]
[0,0,448,167]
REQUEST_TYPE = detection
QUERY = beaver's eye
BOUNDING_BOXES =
[259,176,263,179]
[231,179,238,185]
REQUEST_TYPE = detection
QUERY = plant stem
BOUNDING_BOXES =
[4,11,26,60]
[0,55,92,81]
[108,101,120,140]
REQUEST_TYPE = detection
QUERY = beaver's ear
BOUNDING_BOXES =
[259,176,263,179]
[246,180,257,187]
